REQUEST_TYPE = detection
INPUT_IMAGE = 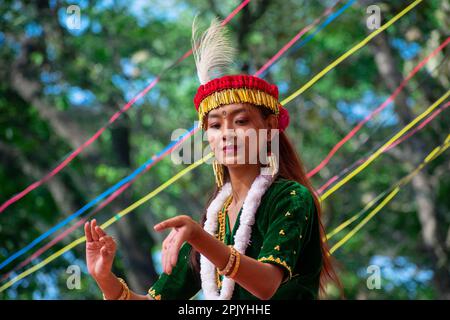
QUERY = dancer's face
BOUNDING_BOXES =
[205,103,278,167]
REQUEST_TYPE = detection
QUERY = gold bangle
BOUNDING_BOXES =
[102,278,130,300]
[218,246,236,276]
[118,278,130,300]
[228,251,241,279]
[218,246,236,275]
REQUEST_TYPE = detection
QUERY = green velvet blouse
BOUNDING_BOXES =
[148,177,322,300]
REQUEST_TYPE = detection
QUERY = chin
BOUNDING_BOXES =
[223,155,247,166]
[224,163,248,170]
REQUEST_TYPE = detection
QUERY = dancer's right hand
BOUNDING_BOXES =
[84,219,117,281]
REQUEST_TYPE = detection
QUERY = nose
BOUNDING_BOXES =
[221,123,237,144]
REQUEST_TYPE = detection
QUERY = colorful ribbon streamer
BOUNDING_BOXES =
[328,134,450,254]
[254,0,351,77]
[0,127,196,271]
[308,36,450,178]
[318,102,449,195]
[320,91,449,201]
[0,153,212,292]
[280,0,424,106]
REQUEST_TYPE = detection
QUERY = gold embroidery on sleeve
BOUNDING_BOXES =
[258,255,292,280]
[148,288,162,300]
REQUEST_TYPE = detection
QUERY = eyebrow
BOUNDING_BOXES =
[207,108,248,119]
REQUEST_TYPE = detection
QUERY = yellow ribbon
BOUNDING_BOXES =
[320,90,449,200]
[0,153,212,292]
[328,134,450,254]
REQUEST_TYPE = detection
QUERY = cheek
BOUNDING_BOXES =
[206,130,220,148]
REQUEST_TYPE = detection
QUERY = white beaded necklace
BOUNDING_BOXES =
[200,174,274,299]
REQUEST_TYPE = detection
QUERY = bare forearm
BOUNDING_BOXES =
[95,272,152,300]
[189,230,282,300]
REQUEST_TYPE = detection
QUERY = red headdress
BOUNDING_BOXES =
[192,18,290,131]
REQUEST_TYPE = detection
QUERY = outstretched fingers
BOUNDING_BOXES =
[162,230,177,274]
[154,216,184,232]
[155,215,191,274]
[168,231,184,269]
[95,224,107,238]
[84,221,93,242]
[91,219,100,241]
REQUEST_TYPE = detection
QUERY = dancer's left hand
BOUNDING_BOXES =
[154,215,202,275]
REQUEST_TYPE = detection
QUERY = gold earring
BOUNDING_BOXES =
[212,159,224,188]
[267,152,278,177]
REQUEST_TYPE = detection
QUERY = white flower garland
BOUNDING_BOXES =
[200,174,274,299]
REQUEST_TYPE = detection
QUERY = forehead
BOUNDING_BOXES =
[207,103,253,117]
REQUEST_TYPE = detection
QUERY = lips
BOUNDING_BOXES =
[222,145,238,154]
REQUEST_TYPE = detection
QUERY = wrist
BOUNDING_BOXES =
[94,270,116,285]
[103,277,130,300]
[189,224,207,249]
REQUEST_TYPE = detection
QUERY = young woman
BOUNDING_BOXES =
[84,20,340,300]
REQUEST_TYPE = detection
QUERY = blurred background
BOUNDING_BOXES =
[0,0,449,299]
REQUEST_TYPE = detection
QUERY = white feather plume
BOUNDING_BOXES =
[191,16,236,85]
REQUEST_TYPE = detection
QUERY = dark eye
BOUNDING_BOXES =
[236,119,248,125]
[209,123,220,129]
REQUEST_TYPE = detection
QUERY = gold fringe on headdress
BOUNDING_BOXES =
[198,88,280,128]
